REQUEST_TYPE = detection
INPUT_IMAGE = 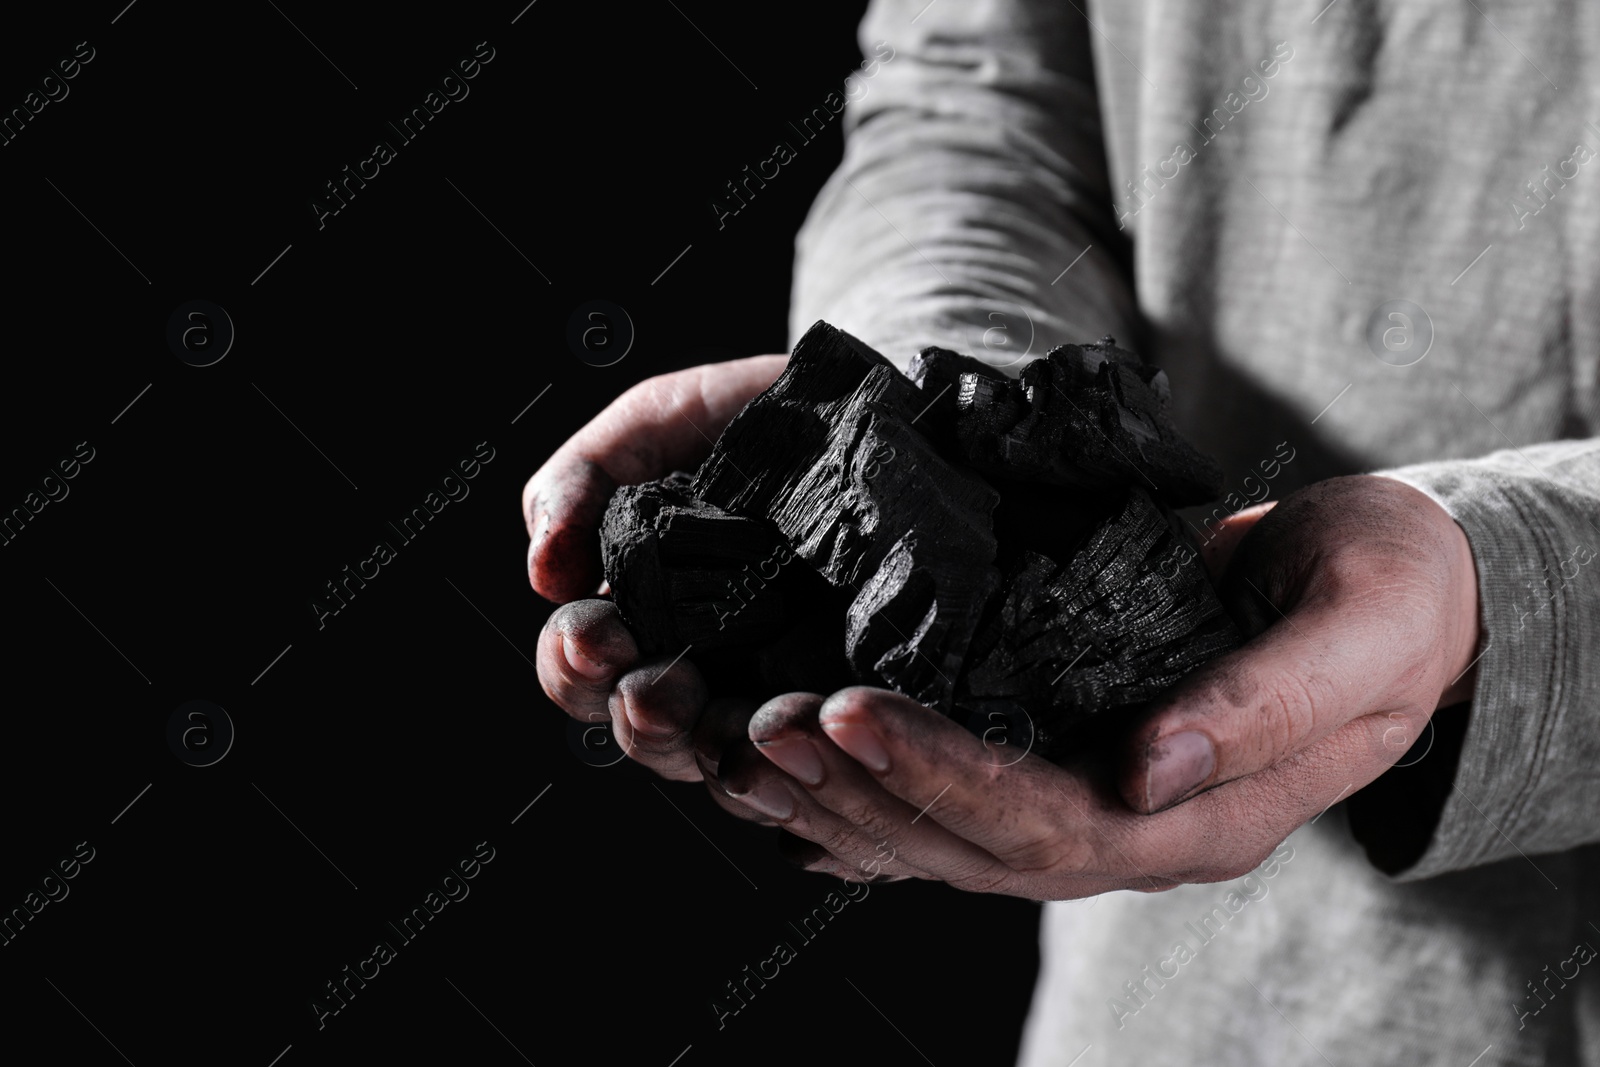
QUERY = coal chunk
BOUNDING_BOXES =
[599,473,819,656]
[845,530,1001,710]
[905,345,1006,451]
[951,336,1224,505]
[597,320,1240,762]
[958,488,1239,759]
[756,596,856,696]
[693,323,997,586]
[692,322,1002,709]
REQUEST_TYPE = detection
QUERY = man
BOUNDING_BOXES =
[526,2,1600,1063]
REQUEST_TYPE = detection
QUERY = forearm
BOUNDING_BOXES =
[789,0,1139,372]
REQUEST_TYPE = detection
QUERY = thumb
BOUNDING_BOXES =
[524,355,786,602]
[1118,583,1411,815]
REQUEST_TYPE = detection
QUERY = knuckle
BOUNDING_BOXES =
[1304,547,1361,596]
[543,675,593,715]
[933,851,1001,885]
[625,723,689,758]
[1254,670,1322,758]
[630,370,697,427]
[538,671,587,716]
[831,798,898,847]
[537,655,603,718]
[616,681,702,738]
[610,702,688,759]
[706,785,772,825]
[949,863,1017,895]
[618,375,662,415]
[976,759,1014,793]
[820,686,886,725]
[652,757,703,783]
[1009,832,1097,879]
[807,817,865,857]
[1178,811,1279,884]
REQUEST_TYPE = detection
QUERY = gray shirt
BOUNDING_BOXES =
[787,2,1600,1064]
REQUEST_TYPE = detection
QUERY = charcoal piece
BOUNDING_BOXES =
[957,488,1240,758]
[595,319,1240,761]
[988,475,1124,569]
[952,336,1223,505]
[693,322,917,577]
[599,473,816,656]
[692,321,1002,709]
[905,345,1007,451]
[695,321,906,513]
[756,593,856,696]
[694,321,998,589]
[845,531,1001,709]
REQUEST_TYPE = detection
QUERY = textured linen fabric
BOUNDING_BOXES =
[787,2,1600,1064]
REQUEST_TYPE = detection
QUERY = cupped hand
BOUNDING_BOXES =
[527,356,786,786]
[524,355,787,602]
[718,475,1482,895]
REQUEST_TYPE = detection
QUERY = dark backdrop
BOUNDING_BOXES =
[0,2,1042,1066]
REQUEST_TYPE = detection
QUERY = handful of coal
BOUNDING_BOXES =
[599,321,1240,760]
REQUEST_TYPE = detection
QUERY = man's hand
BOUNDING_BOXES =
[719,475,1482,895]
[527,356,785,784]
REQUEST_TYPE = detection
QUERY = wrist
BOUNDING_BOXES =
[1370,475,1481,707]
[1436,504,1482,707]
[1384,477,1481,707]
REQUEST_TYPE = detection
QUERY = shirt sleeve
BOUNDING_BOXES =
[788,0,1140,373]
[1361,439,1600,881]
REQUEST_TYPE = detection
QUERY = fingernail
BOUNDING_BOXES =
[756,737,825,786]
[822,723,891,773]
[621,692,678,741]
[1144,731,1215,812]
[562,633,610,681]
[732,781,794,821]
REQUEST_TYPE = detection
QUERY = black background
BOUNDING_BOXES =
[0,3,1041,1065]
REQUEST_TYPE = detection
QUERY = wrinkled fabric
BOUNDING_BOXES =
[789,2,1600,1064]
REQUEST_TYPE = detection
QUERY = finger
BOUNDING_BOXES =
[742,693,1015,892]
[776,831,913,883]
[723,730,984,885]
[778,834,881,882]
[1119,576,1433,815]
[699,776,779,827]
[692,697,759,778]
[608,655,710,782]
[524,355,787,603]
[524,458,615,605]
[805,682,1240,892]
[717,737,914,874]
[698,775,779,827]
[815,692,1198,897]
[536,600,639,721]
[801,687,1146,895]
[692,698,775,826]
[1195,501,1276,582]
[1118,711,1403,884]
